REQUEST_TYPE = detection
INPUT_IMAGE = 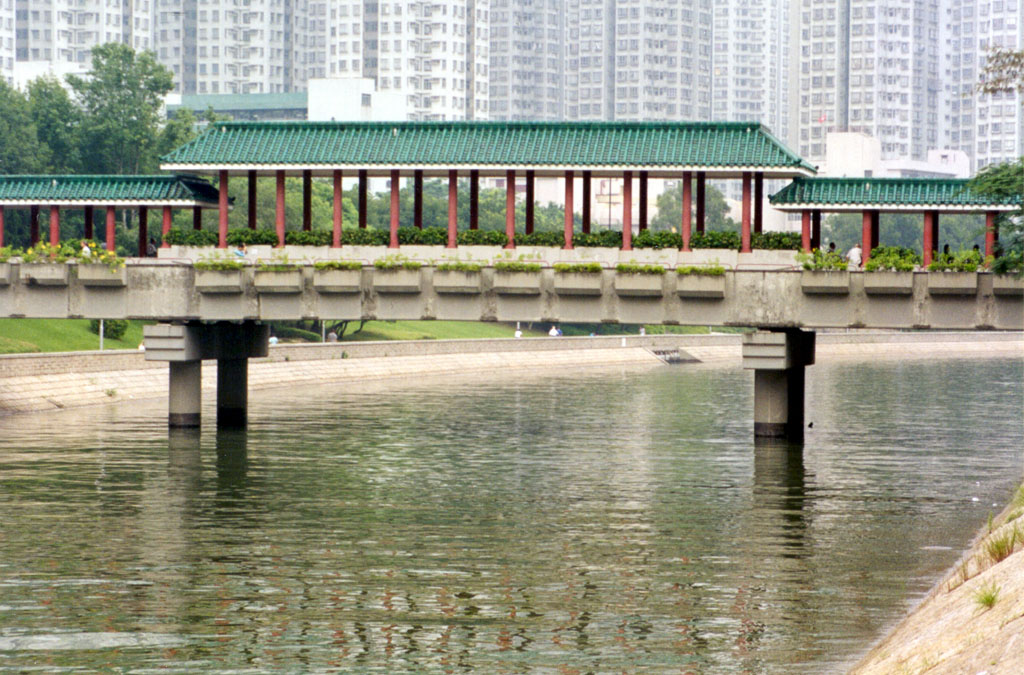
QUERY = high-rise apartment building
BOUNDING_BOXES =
[0,0,13,85]
[325,1,488,120]
[14,0,152,66]
[942,0,1022,170]
[155,0,312,95]
[489,0,565,119]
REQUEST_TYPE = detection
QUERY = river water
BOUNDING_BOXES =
[0,356,1021,673]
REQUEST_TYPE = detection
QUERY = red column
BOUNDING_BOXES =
[275,170,286,247]
[861,211,872,263]
[138,206,148,257]
[358,170,368,229]
[302,170,312,231]
[582,171,592,234]
[332,170,343,248]
[470,170,479,230]
[622,171,633,251]
[413,170,423,229]
[105,206,116,252]
[922,211,934,266]
[447,169,458,249]
[525,170,535,235]
[639,171,648,231]
[505,169,516,249]
[695,172,706,233]
[740,172,752,253]
[49,205,60,249]
[811,210,822,250]
[681,172,692,251]
[162,206,172,248]
[192,206,202,230]
[801,210,811,252]
[753,173,764,234]
[30,205,39,245]
[985,211,997,258]
[218,170,229,248]
[83,205,94,240]
[248,170,257,230]
[389,169,400,248]
[0,206,4,247]
[564,170,574,250]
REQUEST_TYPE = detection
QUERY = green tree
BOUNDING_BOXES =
[27,75,82,173]
[68,43,175,175]
[967,158,1024,262]
[0,80,48,174]
[651,179,737,232]
[978,48,1024,95]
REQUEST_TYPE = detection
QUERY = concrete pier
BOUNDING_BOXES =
[216,358,249,428]
[743,329,816,442]
[168,360,201,428]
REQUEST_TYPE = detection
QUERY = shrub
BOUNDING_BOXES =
[634,230,682,249]
[436,261,482,272]
[313,261,362,271]
[975,580,1000,610]
[553,262,603,274]
[494,261,542,273]
[226,228,280,246]
[285,230,332,246]
[751,232,803,250]
[991,248,1023,277]
[88,318,128,340]
[616,263,665,275]
[163,228,218,247]
[457,229,508,246]
[575,230,622,248]
[341,228,389,246]
[397,226,448,245]
[865,246,920,272]
[797,249,848,271]
[691,230,741,250]
[928,248,983,272]
[0,245,16,262]
[677,264,726,276]
[373,256,422,270]
[194,255,245,271]
[517,230,565,247]
[984,526,1017,564]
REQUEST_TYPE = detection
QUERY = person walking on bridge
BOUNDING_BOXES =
[846,242,862,268]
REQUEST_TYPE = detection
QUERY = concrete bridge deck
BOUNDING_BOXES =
[1,258,1021,330]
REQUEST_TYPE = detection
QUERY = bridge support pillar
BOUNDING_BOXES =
[144,321,269,429]
[743,329,815,442]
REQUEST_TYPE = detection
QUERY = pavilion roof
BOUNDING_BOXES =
[0,175,220,208]
[770,177,1021,212]
[160,120,817,178]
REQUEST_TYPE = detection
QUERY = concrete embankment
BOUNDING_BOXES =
[0,331,1020,416]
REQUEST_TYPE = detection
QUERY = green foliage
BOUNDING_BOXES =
[88,318,128,340]
[984,526,1018,564]
[616,263,665,275]
[517,230,565,247]
[27,75,82,173]
[397,226,449,245]
[313,260,363,271]
[163,227,218,247]
[373,256,422,270]
[0,80,48,174]
[494,261,542,273]
[968,159,1024,276]
[574,230,622,248]
[796,249,849,271]
[677,264,726,276]
[268,325,323,342]
[194,255,245,271]
[634,230,682,249]
[751,231,802,250]
[975,580,1000,610]
[927,249,983,272]
[690,230,741,250]
[457,229,508,246]
[991,249,1024,276]
[226,228,280,246]
[256,252,299,272]
[864,246,921,272]
[20,242,70,264]
[0,246,16,262]
[67,43,174,174]
[436,261,482,272]
[651,179,737,232]
[285,230,333,246]
[553,262,603,274]
[343,228,390,246]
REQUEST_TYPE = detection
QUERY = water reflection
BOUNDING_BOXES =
[0,358,1020,673]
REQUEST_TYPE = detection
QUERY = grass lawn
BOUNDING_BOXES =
[338,320,547,341]
[0,319,147,354]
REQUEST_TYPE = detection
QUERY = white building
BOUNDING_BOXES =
[823,131,970,177]
[0,0,12,86]
[942,0,1023,170]
[307,76,408,120]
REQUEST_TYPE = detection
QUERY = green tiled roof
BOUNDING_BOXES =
[0,175,220,205]
[770,177,1021,210]
[170,92,308,113]
[161,121,816,174]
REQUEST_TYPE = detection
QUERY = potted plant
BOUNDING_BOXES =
[552,262,603,296]
[676,264,727,298]
[797,249,850,294]
[0,245,17,286]
[927,249,981,295]
[194,255,246,293]
[18,243,70,286]
[76,241,127,287]
[313,260,363,293]
[254,253,303,294]
[989,251,1023,297]
[372,256,423,294]
[492,260,543,295]
[614,263,665,297]
[863,246,919,295]
[433,261,483,294]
